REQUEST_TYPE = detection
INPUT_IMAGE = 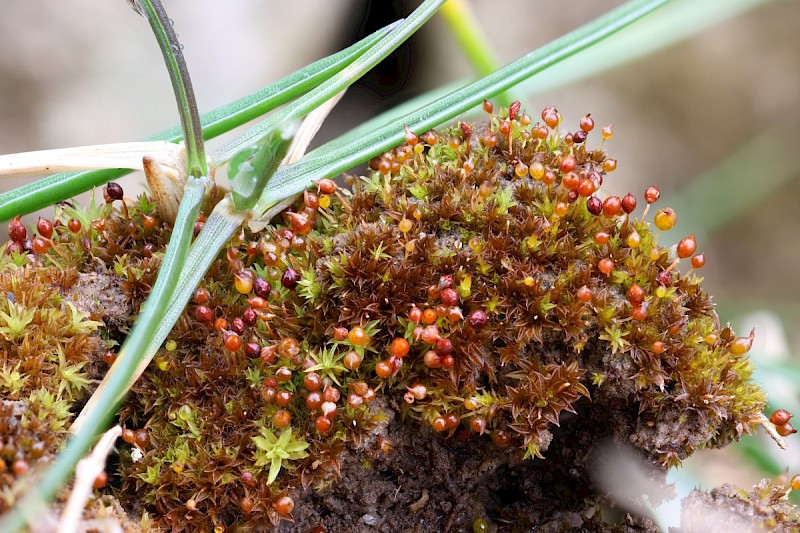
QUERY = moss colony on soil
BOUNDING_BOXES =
[2,102,795,532]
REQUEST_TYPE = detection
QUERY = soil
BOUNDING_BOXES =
[280,400,661,533]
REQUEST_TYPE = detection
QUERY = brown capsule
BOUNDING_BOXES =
[508,101,521,120]
[93,471,109,489]
[36,217,54,239]
[195,305,212,323]
[579,113,595,132]
[653,207,677,231]
[316,179,336,195]
[602,196,621,217]
[104,182,124,202]
[134,430,150,448]
[644,186,660,204]
[627,284,645,306]
[572,130,588,144]
[8,216,26,242]
[621,193,637,214]
[776,423,797,437]
[677,235,697,259]
[770,409,793,426]
[691,253,706,269]
[729,332,754,355]
[281,268,300,290]
[31,236,48,254]
[122,428,135,444]
[541,106,559,128]
[586,196,602,216]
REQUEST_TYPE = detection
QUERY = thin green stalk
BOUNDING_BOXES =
[135,0,207,178]
[254,0,671,213]
[212,0,446,169]
[0,177,206,532]
[0,0,210,528]
[0,22,397,221]
[439,0,511,107]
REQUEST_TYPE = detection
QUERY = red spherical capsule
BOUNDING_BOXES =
[621,193,637,214]
[245,342,261,359]
[432,417,448,432]
[12,459,29,476]
[644,186,660,204]
[408,306,423,324]
[314,415,333,433]
[304,190,320,210]
[304,372,322,392]
[193,287,210,305]
[468,309,487,329]
[135,430,150,448]
[37,217,54,239]
[275,390,293,407]
[579,114,595,132]
[542,106,559,129]
[68,218,82,233]
[770,409,793,426]
[498,120,511,137]
[440,287,459,306]
[586,196,602,216]
[776,423,797,437]
[444,413,460,429]
[122,428,135,444]
[8,216,26,243]
[602,196,621,217]
[93,470,109,489]
[656,270,672,287]
[305,391,323,410]
[578,179,595,198]
[224,332,242,352]
[231,317,246,335]
[253,277,271,300]
[593,231,610,245]
[691,253,706,269]
[343,350,362,370]
[677,235,697,259]
[577,285,592,303]
[375,360,393,378]
[287,212,312,235]
[316,179,336,195]
[322,386,340,403]
[435,338,453,356]
[281,268,300,289]
[560,155,577,174]
[195,305,212,323]
[272,409,292,429]
[627,284,645,306]
[389,337,410,359]
[421,325,440,344]
[572,130,588,144]
[31,236,48,254]
[441,354,455,369]
[598,257,614,275]
[423,350,441,368]
[631,304,648,321]
[567,190,579,204]
[470,418,487,434]
[274,496,295,516]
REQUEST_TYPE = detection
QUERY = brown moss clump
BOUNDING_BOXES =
[1,103,768,530]
[679,480,800,532]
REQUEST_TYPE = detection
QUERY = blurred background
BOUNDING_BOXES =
[1,0,798,525]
